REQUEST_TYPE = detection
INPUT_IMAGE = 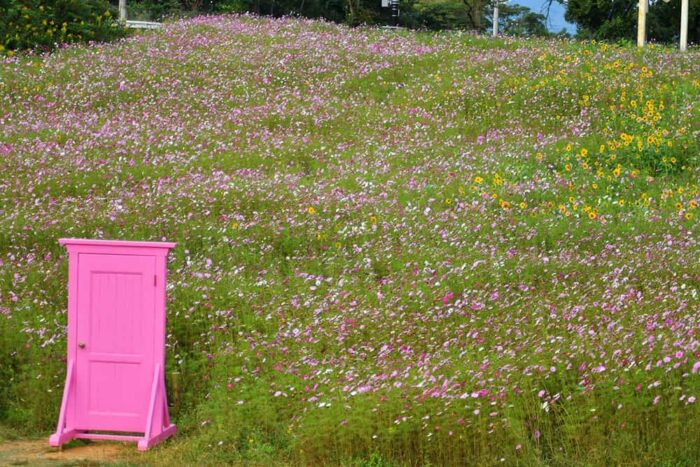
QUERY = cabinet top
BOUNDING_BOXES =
[59,238,177,249]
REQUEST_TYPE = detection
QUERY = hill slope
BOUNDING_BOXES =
[1,15,699,465]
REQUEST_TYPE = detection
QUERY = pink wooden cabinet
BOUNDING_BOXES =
[49,239,177,451]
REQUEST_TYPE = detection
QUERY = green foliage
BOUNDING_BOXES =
[0,0,127,54]
[488,3,550,37]
[215,0,249,13]
[565,0,636,40]
[648,0,700,44]
[0,316,18,421]
[0,307,63,433]
[404,0,548,33]
[136,0,494,30]
[566,0,700,43]
[210,0,351,23]
[127,0,182,21]
[408,0,488,31]
[504,11,548,37]
[411,0,472,30]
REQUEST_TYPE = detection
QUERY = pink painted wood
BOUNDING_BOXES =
[49,238,177,451]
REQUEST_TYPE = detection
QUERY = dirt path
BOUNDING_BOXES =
[0,439,138,466]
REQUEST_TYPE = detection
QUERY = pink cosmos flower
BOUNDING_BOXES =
[441,291,454,304]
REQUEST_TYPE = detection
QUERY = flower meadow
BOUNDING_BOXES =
[1,15,699,465]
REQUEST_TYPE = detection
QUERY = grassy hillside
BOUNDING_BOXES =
[1,15,699,465]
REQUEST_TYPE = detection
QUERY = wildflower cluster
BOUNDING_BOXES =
[0,16,698,465]
[0,0,126,54]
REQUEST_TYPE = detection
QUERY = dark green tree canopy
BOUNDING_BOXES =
[122,0,549,34]
[564,0,700,43]
[1,0,127,53]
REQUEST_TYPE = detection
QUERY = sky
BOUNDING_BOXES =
[511,0,577,34]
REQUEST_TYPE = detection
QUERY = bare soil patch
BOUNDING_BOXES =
[0,439,136,466]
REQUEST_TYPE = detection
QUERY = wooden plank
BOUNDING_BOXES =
[76,433,142,442]
[126,21,162,30]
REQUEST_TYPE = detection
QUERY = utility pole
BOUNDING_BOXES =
[637,0,646,47]
[492,0,499,36]
[680,0,688,51]
[119,0,127,22]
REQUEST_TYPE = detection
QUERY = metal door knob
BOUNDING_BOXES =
[78,342,86,349]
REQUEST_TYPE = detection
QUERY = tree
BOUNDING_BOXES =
[564,0,636,39]
[486,3,549,36]
[511,11,549,35]
[565,0,700,42]
[648,0,700,43]
[463,0,486,30]
[411,0,472,30]
[1,0,127,52]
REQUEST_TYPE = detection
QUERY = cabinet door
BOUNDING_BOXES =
[73,253,156,432]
